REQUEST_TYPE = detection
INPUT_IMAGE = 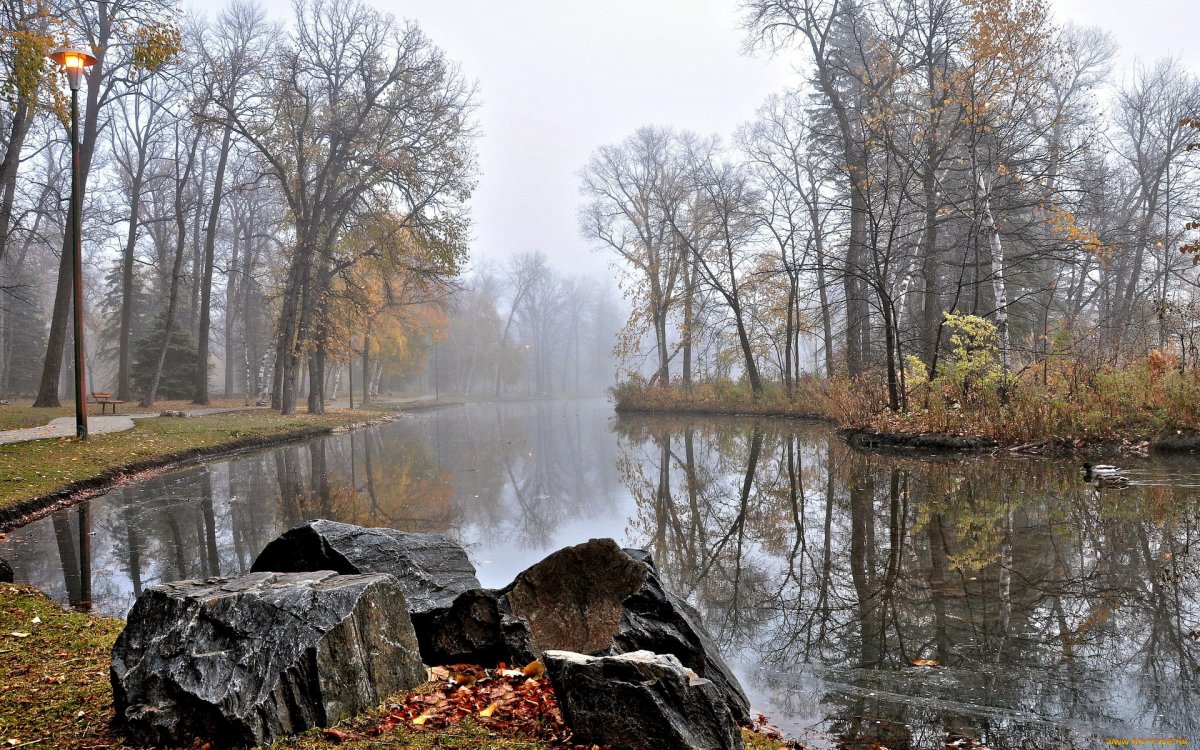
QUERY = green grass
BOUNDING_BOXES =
[0,407,391,514]
[0,401,73,430]
[0,586,784,750]
[0,584,127,749]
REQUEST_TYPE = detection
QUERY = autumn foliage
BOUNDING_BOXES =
[317,662,599,749]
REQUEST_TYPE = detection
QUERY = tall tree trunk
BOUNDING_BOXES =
[846,155,871,375]
[274,237,313,414]
[812,203,836,379]
[0,95,34,268]
[33,229,73,406]
[223,208,242,399]
[361,319,372,405]
[979,177,1011,374]
[116,163,147,402]
[681,246,694,389]
[305,249,333,414]
[141,133,200,407]
[195,123,233,404]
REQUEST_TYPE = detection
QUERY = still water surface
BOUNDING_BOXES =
[3,399,1199,748]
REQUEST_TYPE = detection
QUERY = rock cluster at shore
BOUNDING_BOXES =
[110,520,748,750]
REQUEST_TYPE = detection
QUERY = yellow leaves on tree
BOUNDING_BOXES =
[1182,118,1200,260]
[131,21,183,74]
[964,0,1053,83]
[1045,203,1110,261]
[0,3,61,110]
[958,0,1057,129]
[328,208,458,382]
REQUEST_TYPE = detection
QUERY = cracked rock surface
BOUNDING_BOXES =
[544,649,745,750]
[251,519,481,614]
[111,571,425,748]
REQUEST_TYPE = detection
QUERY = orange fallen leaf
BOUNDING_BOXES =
[411,709,435,726]
[522,659,545,679]
[912,659,940,667]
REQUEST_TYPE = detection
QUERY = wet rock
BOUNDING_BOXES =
[250,519,480,614]
[411,588,533,666]
[544,649,745,750]
[111,571,426,748]
[0,557,12,583]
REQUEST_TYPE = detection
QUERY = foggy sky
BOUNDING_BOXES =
[247,0,1200,277]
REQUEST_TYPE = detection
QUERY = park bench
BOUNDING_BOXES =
[90,391,126,415]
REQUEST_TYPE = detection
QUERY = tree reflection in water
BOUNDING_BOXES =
[615,415,1200,748]
[2,402,1197,747]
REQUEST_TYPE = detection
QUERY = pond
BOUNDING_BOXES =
[2,398,1198,748]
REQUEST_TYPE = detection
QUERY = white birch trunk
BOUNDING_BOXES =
[328,365,341,401]
[980,174,1012,373]
[371,361,383,397]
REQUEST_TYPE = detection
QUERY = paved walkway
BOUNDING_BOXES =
[0,415,138,445]
[0,397,436,447]
[0,406,267,446]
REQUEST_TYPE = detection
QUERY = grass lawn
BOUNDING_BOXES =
[0,585,782,750]
[0,406,391,517]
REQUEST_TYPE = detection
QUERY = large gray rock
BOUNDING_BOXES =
[409,539,750,723]
[111,571,426,748]
[544,650,745,750]
[250,519,480,614]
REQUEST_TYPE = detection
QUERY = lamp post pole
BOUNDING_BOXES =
[51,46,95,440]
[69,82,87,440]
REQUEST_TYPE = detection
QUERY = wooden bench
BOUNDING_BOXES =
[90,391,126,415]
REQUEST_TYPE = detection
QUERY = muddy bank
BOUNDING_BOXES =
[841,426,1200,457]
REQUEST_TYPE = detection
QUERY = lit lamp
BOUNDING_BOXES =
[50,45,96,440]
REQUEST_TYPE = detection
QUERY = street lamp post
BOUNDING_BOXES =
[50,45,96,441]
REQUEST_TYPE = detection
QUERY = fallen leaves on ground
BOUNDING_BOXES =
[325,661,601,749]
[746,714,805,749]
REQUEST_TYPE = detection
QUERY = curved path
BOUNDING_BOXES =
[0,415,137,445]
[0,406,267,446]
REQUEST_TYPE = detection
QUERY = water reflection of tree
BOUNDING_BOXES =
[615,414,1200,746]
[7,402,624,617]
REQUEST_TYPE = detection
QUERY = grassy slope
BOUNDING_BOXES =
[0,408,385,516]
[0,586,781,750]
